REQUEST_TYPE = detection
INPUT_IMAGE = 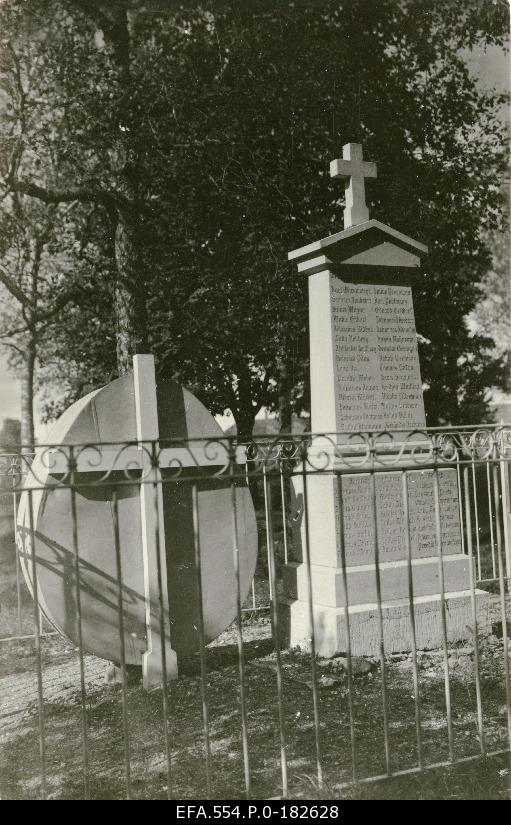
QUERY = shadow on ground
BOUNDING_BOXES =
[0,614,510,800]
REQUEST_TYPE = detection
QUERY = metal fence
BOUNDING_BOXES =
[0,425,510,799]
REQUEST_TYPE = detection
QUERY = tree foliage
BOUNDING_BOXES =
[0,0,508,435]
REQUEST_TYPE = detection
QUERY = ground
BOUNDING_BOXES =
[0,603,510,800]
[1,494,510,800]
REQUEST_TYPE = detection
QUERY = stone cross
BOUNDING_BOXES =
[330,142,377,228]
[50,354,177,689]
[45,354,250,690]
[280,143,490,658]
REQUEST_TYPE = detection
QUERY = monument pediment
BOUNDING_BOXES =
[289,219,428,276]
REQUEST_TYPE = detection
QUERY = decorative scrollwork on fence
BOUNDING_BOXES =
[1,424,510,492]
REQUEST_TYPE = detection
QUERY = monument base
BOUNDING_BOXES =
[142,641,179,690]
[283,555,474,607]
[278,589,490,658]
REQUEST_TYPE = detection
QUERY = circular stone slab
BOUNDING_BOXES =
[17,373,257,665]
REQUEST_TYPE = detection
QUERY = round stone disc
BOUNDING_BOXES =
[17,373,258,664]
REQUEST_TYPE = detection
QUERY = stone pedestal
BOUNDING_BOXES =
[280,590,488,658]
[280,465,489,656]
[279,212,489,656]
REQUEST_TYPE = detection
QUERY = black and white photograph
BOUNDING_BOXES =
[0,0,509,803]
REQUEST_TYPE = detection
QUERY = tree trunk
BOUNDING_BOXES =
[105,6,148,376]
[234,402,260,509]
[235,406,257,443]
[230,366,259,442]
[20,338,35,451]
[114,210,148,375]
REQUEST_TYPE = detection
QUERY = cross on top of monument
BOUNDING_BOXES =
[330,142,377,229]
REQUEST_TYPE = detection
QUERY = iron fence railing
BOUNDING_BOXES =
[0,425,510,799]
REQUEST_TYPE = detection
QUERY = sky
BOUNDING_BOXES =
[0,41,509,436]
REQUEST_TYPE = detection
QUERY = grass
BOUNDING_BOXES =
[0,499,510,800]
[293,754,511,800]
[0,608,510,800]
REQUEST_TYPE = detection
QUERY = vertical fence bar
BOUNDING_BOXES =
[69,448,90,799]
[402,471,423,770]
[244,460,257,611]
[152,470,173,799]
[111,491,132,800]
[462,465,485,756]
[456,454,469,579]
[432,465,454,761]
[486,463,497,580]
[231,444,251,798]
[369,468,391,776]
[266,502,274,604]
[300,456,323,788]
[498,428,511,579]
[250,580,257,610]
[471,461,482,581]
[262,465,288,798]
[280,468,289,567]
[38,605,44,637]
[337,475,357,784]
[491,456,511,749]
[27,488,47,799]
[11,459,23,636]
[191,483,212,798]
[456,461,466,555]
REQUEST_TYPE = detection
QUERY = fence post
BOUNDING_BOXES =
[498,421,511,579]
[11,455,23,636]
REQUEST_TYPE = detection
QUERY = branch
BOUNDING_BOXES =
[0,323,32,339]
[0,284,77,340]
[32,286,78,326]
[11,178,119,210]
[7,41,27,134]
[0,264,32,308]
[0,249,78,326]
[0,340,24,357]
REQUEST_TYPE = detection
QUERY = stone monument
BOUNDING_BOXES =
[17,355,258,688]
[280,142,489,657]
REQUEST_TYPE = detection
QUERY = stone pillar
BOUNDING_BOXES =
[279,219,489,656]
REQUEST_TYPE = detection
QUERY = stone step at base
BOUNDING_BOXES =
[282,554,472,608]
[278,589,490,658]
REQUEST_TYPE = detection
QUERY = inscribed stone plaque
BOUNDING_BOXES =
[340,469,462,566]
[330,279,425,432]
[407,470,462,557]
